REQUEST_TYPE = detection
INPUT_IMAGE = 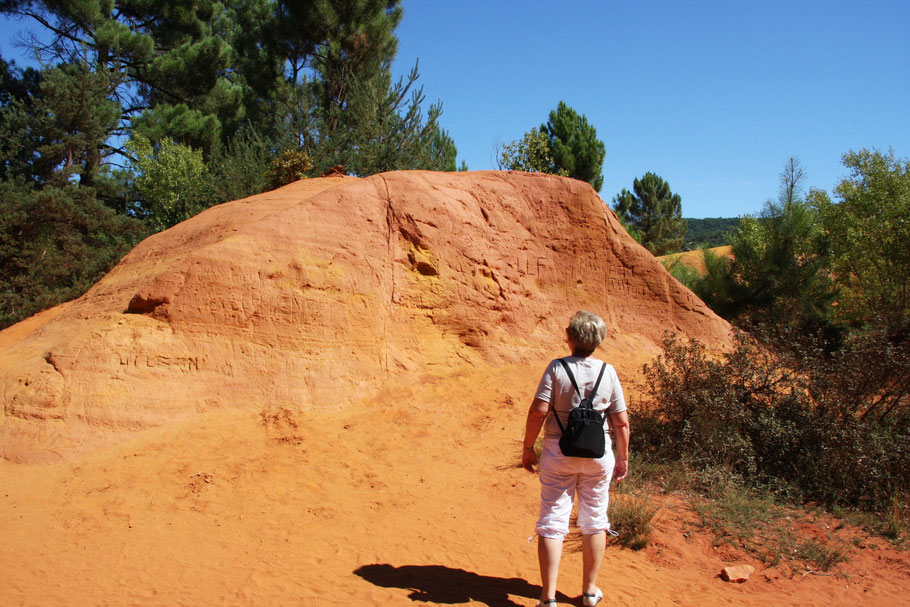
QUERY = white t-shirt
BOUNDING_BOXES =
[534,356,626,439]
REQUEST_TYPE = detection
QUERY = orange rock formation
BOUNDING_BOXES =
[0,171,728,463]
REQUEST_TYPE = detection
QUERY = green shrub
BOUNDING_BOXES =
[206,130,274,202]
[635,328,910,513]
[266,148,313,189]
[661,256,701,291]
[127,134,212,230]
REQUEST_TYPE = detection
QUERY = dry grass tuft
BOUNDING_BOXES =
[609,494,661,550]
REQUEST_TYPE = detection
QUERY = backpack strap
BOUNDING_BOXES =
[590,362,607,402]
[591,363,608,425]
[557,358,582,399]
[553,359,575,433]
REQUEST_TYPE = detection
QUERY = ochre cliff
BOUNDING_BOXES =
[0,171,729,462]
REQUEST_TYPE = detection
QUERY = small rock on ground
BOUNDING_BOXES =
[721,565,755,583]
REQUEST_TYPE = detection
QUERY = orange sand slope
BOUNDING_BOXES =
[659,246,734,275]
[2,172,906,606]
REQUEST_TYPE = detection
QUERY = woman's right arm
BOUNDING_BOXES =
[521,398,549,472]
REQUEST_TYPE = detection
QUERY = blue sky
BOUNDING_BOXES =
[2,1,907,218]
[391,1,910,217]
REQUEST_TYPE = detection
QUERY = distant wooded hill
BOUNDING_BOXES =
[683,217,741,249]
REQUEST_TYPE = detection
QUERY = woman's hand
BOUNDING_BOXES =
[522,447,538,472]
[613,458,628,482]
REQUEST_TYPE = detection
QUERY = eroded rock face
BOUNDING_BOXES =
[0,171,730,462]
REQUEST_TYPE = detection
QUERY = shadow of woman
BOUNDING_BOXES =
[354,563,571,606]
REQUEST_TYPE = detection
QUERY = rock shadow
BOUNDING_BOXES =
[354,563,570,606]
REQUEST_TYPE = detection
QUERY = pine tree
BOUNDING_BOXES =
[729,158,835,324]
[0,178,143,329]
[268,1,455,175]
[1,0,269,154]
[0,60,121,187]
[612,172,687,256]
[0,57,43,182]
[540,101,605,191]
[3,0,456,181]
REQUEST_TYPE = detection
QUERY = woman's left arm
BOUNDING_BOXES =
[608,409,630,482]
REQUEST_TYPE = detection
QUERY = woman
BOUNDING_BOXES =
[521,310,630,607]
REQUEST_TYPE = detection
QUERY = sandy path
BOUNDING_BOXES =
[2,365,908,606]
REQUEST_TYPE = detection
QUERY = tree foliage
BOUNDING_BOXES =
[0,178,143,328]
[1,0,457,189]
[540,101,605,191]
[328,63,457,175]
[2,0,253,154]
[497,127,566,175]
[663,246,739,316]
[612,172,687,256]
[675,159,836,327]
[204,128,274,205]
[259,0,456,175]
[1,58,121,186]
[684,217,740,248]
[821,148,910,338]
[126,134,211,231]
[727,158,835,324]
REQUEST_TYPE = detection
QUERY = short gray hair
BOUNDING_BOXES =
[567,310,607,352]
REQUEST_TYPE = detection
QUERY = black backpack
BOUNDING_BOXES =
[553,359,607,458]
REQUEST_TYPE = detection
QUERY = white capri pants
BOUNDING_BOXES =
[536,437,615,540]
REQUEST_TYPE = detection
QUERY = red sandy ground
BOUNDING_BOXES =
[2,363,908,606]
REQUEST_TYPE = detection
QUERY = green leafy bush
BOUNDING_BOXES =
[127,135,212,231]
[662,255,701,290]
[635,329,910,512]
[821,148,910,337]
[265,148,313,189]
[497,127,566,176]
